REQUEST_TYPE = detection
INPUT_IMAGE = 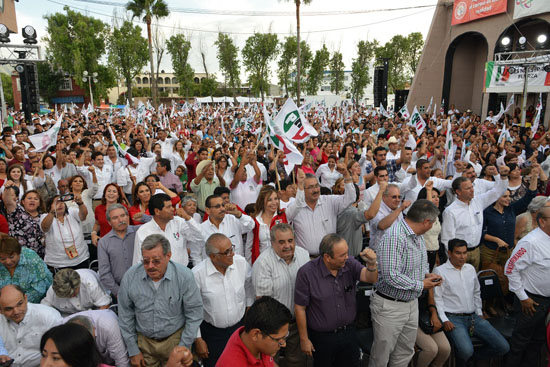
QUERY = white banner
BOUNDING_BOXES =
[513,0,550,19]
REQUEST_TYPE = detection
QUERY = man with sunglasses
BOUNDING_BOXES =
[217,296,292,367]
[119,234,203,367]
[192,233,254,367]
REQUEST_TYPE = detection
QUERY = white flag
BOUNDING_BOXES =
[531,93,543,138]
[398,105,410,120]
[29,114,63,152]
[265,107,303,175]
[379,103,391,118]
[426,96,433,114]
[445,118,454,163]
[431,104,437,121]
[410,106,426,136]
[273,98,318,143]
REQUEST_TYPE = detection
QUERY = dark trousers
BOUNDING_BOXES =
[199,320,243,367]
[505,292,550,367]
[47,258,90,274]
[308,326,360,367]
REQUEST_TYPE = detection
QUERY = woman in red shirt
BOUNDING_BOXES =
[91,184,130,245]
[129,181,180,225]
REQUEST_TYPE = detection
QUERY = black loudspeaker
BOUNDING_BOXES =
[373,66,384,107]
[394,89,409,112]
[18,63,40,122]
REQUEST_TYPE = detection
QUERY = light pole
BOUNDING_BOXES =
[82,70,98,107]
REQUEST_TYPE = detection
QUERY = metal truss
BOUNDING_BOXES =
[0,44,44,65]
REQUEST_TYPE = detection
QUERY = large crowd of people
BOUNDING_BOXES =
[0,101,549,367]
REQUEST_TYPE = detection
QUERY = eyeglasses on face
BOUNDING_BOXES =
[217,245,235,256]
[263,330,290,346]
[304,184,320,190]
[142,258,163,266]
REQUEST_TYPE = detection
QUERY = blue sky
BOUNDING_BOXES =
[13,0,437,80]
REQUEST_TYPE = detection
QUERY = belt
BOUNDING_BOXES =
[445,312,474,317]
[375,290,409,303]
[309,324,355,334]
[467,244,480,251]
[526,290,550,300]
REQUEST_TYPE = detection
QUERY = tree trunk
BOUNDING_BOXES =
[146,20,158,108]
[127,78,133,107]
[296,0,301,107]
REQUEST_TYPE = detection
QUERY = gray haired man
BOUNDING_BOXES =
[98,203,138,297]
[118,234,203,367]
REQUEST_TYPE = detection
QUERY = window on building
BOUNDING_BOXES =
[59,78,72,91]
[165,77,170,84]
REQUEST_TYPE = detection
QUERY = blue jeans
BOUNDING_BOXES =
[445,314,509,364]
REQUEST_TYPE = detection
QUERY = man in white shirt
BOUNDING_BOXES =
[105,145,123,177]
[116,163,139,204]
[278,179,296,210]
[363,166,389,208]
[40,268,111,317]
[461,163,496,197]
[65,309,130,367]
[230,151,262,210]
[504,206,550,367]
[440,166,509,270]
[133,193,204,267]
[252,223,310,367]
[434,239,509,367]
[286,166,355,256]
[0,284,62,367]
[369,184,411,252]
[385,136,401,160]
[199,195,255,263]
[79,152,114,209]
[401,159,454,204]
[192,233,254,367]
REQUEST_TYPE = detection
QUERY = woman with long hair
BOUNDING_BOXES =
[249,186,287,263]
[4,164,32,199]
[0,158,7,187]
[67,170,98,234]
[41,194,89,270]
[2,187,46,257]
[129,181,180,225]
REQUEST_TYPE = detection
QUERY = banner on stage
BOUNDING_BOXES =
[451,0,507,25]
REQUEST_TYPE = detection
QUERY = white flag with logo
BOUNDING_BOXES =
[398,105,410,120]
[29,114,63,152]
[514,0,550,19]
[531,93,543,138]
[426,96,433,114]
[273,98,318,143]
[410,106,426,136]
[265,107,303,175]
[379,103,391,118]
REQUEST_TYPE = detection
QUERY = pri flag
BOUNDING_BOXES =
[29,114,63,152]
[379,103,391,118]
[531,93,543,138]
[410,106,426,136]
[513,0,550,19]
[398,105,410,120]
[445,119,454,163]
[426,97,433,114]
[265,107,303,175]
[108,127,140,166]
[273,98,318,143]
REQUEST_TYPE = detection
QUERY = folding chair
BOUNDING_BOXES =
[477,269,515,340]
[356,282,374,366]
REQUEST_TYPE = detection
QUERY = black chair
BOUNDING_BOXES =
[477,269,515,340]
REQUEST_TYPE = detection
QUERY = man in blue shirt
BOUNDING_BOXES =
[118,234,203,367]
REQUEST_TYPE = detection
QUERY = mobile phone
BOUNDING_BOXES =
[432,278,442,283]
[59,193,74,202]
[0,359,14,367]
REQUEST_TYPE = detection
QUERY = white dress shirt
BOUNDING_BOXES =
[104,157,123,179]
[192,255,254,330]
[116,165,138,195]
[363,182,380,209]
[434,261,483,323]
[231,177,261,210]
[64,309,130,367]
[133,216,204,267]
[0,303,62,367]
[41,269,111,316]
[315,163,343,189]
[78,165,114,200]
[401,176,454,204]
[199,214,255,260]
[252,246,310,316]
[441,177,508,249]
[286,182,355,255]
[505,227,550,301]
[369,201,402,252]
[473,178,496,196]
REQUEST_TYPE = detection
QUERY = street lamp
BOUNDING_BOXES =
[82,70,98,107]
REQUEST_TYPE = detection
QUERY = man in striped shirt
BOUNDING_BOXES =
[369,199,442,367]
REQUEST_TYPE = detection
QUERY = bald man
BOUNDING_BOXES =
[0,284,62,367]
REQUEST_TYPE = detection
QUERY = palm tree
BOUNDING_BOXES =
[126,0,169,108]
[285,0,311,107]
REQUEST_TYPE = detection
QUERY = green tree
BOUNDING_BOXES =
[215,33,241,96]
[200,77,218,97]
[289,40,311,97]
[242,32,279,101]
[350,40,377,103]
[1,73,14,107]
[284,0,312,106]
[107,21,149,106]
[277,36,296,97]
[329,51,345,95]
[36,62,63,105]
[43,6,114,104]
[166,34,195,100]
[306,43,330,95]
[126,0,169,108]
[375,33,424,93]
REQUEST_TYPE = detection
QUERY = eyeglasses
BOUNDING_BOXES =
[304,184,320,190]
[263,331,290,346]
[142,258,163,266]
[217,245,235,256]
[389,195,402,199]
[209,204,224,209]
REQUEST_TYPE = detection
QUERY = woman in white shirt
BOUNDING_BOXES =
[40,194,89,270]
[4,164,33,199]
[67,170,98,234]
[315,156,342,190]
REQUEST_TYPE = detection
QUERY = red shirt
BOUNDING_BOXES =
[95,203,131,237]
[0,213,8,234]
[128,196,181,225]
[216,326,276,367]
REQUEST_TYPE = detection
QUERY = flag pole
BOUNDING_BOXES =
[253,130,269,152]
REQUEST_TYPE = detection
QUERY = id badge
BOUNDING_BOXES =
[65,244,79,259]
